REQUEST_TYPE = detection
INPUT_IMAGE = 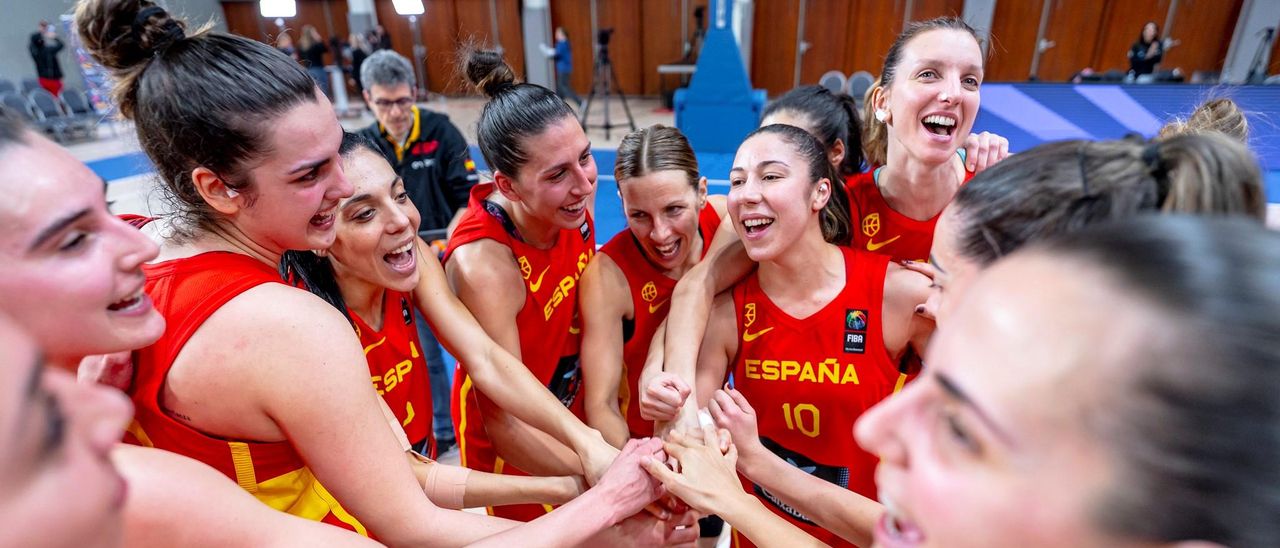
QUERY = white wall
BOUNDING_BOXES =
[0,0,225,92]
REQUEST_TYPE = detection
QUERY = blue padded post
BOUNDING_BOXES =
[675,0,767,154]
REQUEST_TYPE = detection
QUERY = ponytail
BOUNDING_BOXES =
[279,250,352,324]
[862,78,887,167]
[761,85,864,177]
[1148,132,1264,219]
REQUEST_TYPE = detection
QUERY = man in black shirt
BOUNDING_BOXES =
[29,21,65,96]
[358,50,479,452]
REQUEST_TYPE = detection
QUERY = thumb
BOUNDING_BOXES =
[640,456,678,484]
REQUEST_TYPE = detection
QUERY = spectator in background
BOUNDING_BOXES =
[28,21,65,96]
[275,31,297,60]
[1128,21,1163,77]
[542,27,582,107]
[299,24,331,97]
[358,49,479,453]
[369,25,391,51]
[348,32,371,98]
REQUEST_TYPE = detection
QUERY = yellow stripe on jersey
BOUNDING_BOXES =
[126,420,155,447]
[458,375,474,469]
[893,372,908,394]
[254,466,369,536]
[363,336,387,355]
[228,442,259,493]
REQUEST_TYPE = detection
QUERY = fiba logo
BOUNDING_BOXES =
[861,213,881,238]
[517,256,532,280]
[641,281,658,302]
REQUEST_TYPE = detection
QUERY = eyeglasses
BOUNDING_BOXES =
[372,97,415,111]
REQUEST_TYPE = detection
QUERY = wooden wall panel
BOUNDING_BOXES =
[550,0,594,96]
[597,0,645,95]
[1090,0,1169,74]
[798,0,854,87]
[1036,0,1109,82]
[983,0,1042,81]
[221,1,266,41]
[640,0,686,96]
[1162,0,1242,78]
[495,0,526,85]
[750,0,801,96]
[844,0,906,77]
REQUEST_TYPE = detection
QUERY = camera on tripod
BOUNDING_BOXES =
[597,28,614,48]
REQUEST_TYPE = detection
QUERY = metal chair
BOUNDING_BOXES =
[21,78,41,94]
[0,79,15,95]
[818,70,847,95]
[27,88,71,141]
[846,71,875,110]
[0,92,37,123]
[59,87,106,137]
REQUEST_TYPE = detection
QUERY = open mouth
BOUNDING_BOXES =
[107,288,147,312]
[921,114,957,137]
[310,207,336,228]
[741,217,774,237]
[652,239,682,261]
[383,240,416,274]
[878,497,926,546]
[560,199,586,217]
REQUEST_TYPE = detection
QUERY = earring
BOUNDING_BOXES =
[874,109,888,122]
[226,188,240,198]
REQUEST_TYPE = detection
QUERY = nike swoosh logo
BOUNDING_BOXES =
[742,327,774,342]
[866,235,902,252]
[527,265,551,292]
[647,299,669,314]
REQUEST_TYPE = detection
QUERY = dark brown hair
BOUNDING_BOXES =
[746,124,852,245]
[1034,216,1280,548]
[762,85,864,177]
[463,47,574,178]
[75,0,319,238]
[950,133,1264,266]
[614,125,699,188]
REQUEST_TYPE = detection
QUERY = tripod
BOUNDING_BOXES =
[579,41,635,140]
[1245,27,1275,84]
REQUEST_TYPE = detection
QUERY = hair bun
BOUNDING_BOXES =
[75,0,187,72]
[464,49,517,98]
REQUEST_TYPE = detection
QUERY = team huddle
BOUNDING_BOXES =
[1,1,1277,547]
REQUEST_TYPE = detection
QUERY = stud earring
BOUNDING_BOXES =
[874,109,888,122]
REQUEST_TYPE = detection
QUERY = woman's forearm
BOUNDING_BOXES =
[738,450,879,547]
[719,493,829,548]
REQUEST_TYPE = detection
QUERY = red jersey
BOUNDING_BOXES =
[596,206,722,438]
[352,290,436,458]
[444,184,594,521]
[729,247,906,548]
[129,251,367,536]
[846,167,975,262]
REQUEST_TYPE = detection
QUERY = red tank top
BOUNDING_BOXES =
[444,184,594,521]
[729,247,906,548]
[597,206,721,438]
[129,251,367,535]
[352,290,436,458]
[846,167,975,262]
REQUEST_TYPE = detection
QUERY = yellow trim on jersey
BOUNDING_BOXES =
[253,466,369,537]
[126,420,154,447]
[893,372,908,394]
[228,442,260,493]
[618,362,632,419]
[458,374,474,469]
[386,106,423,163]
[363,336,387,355]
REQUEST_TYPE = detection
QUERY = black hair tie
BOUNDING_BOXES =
[1142,142,1171,205]
[132,6,165,33]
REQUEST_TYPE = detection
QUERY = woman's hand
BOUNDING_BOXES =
[707,389,767,470]
[593,437,667,521]
[641,425,748,516]
[962,131,1011,173]
[77,351,134,390]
